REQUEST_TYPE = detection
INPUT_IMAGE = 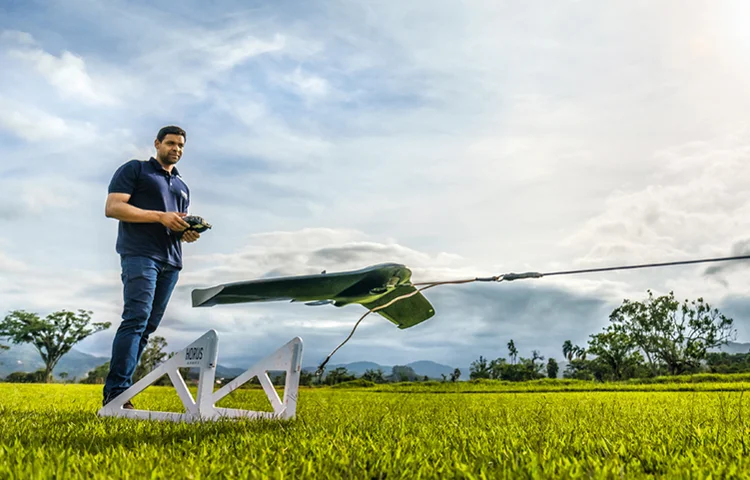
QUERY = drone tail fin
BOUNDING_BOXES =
[192,285,225,307]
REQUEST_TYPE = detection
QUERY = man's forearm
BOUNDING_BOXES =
[106,202,163,223]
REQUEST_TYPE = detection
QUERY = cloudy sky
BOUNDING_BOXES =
[2,0,750,370]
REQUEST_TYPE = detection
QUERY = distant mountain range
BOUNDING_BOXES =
[0,342,109,381]
[2,340,749,382]
[714,342,750,354]
[0,342,245,381]
[300,360,471,380]
[151,360,472,381]
[0,342,472,381]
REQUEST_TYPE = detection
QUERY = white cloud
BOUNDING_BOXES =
[283,66,329,98]
[0,97,91,142]
[208,96,333,166]
[0,264,121,326]
[0,252,27,273]
[128,29,287,102]
[561,129,750,265]
[0,176,81,220]
[14,50,118,105]
[207,33,285,70]
[3,33,119,106]
[0,30,36,46]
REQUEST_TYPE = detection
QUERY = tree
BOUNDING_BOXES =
[469,352,550,382]
[705,351,750,374]
[0,309,110,383]
[59,372,69,383]
[134,336,169,382]
[562,340,574,362]
[546,358,559,379]
[450,368,461,382]
[563,341,587,362]
[563,358,594,381]
[507,340,518,364]
[299,369,314,386]
[610,290,735,375]
[531,350,544,371]
[325,367,355,385]
[469,355,491,379]
[391,365,418,382]
[562,345,592,380]
[500,356,545,382]
[81,361,110,384]
[489,358,507,379]
[272,371,287,386]
[362,368,386,383]
[586,328,643,381]
[5,369,46,383]
[574,345,587,361]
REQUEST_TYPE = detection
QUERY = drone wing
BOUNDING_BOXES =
[361,285,435,329]
[191,271,365,307]
[191,263,406,308]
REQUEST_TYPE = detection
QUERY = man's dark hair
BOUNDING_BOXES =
[157,125,186,142]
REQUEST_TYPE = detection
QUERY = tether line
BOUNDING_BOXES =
[529,254,750,278]
[412,254,750,285]
[316,253,750,375]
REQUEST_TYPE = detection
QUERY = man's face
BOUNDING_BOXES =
[154,134,185,165]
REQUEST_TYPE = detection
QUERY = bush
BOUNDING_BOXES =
[4,369,47,383]
[331,379,376,389]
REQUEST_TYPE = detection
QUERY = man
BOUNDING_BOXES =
[102,125,200,407]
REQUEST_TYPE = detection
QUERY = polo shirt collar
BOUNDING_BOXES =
[149,156,180,177]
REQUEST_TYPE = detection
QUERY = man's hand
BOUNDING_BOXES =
[160,212,190,232]
[181,230,200,243]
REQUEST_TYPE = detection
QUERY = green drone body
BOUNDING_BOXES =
[191,263,436,329]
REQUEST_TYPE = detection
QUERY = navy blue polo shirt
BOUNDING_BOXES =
[108,157,190,269]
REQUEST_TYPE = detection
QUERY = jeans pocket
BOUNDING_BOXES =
[122,256,158,280]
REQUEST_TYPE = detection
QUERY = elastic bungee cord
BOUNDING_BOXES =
[314,254,750,375]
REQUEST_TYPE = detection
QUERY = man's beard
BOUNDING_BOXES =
[159,152,180,165]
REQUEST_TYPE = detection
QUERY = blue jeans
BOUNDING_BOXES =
[103,255,180,403]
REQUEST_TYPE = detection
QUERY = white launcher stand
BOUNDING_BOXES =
[97,329,304,422]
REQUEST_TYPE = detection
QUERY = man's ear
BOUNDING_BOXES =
[154,139,160,149]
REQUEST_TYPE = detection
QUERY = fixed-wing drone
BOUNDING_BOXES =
[191,263,436,329]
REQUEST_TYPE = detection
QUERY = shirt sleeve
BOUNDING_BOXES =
[108,160,141,195]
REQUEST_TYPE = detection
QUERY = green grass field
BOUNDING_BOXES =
[3,381,750,479]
